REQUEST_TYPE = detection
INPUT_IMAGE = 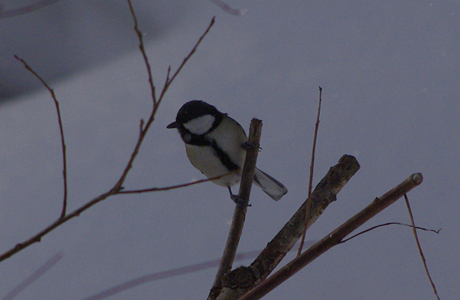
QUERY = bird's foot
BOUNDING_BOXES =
[241,141,261,151]
[231,194,251,207]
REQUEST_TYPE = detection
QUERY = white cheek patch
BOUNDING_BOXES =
[183,115,215,135]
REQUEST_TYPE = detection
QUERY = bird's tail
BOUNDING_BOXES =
[253,168,288,201]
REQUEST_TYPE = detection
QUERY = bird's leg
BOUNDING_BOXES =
[228,187,251,206]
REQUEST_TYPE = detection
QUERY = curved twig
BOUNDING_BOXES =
[0,8,215,263]
[0,0,60,19]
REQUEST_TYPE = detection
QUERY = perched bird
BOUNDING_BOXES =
[167,100,287,203]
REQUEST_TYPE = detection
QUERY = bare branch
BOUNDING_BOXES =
[117,171,235,194]
[340,222,440,243]
[157,17,215,105]
[126,0,156,104]
[83,249,261,300]
[112,16,215,192]
[213,155,359,300]
[404,195,441,300]
[14,55,68,219]
[84,242,318,300]
[237,173,423,300]
[0,8,215,263]
[208,0,246,16]
[298,86,323,255]
[0,190,113,262]
[0,0,60,19]
[2,252,63,300]
[208,119,263,300]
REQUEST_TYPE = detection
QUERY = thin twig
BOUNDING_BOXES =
[0,9,215,263]
[157,17,216,104]
[1,252,63,300]
[404,194,441,300]
[126,0,156,104]
[110,16,215,195]
[0,0,60,19]
[84,250,261,300]
[340,222,440,243]
[298,86,322,256]
[208,119,263,300]
[208,0,246,16]
[237,173,423,300]
[84,241,317,300]
[14,55,68,219]
[0,191,114,262]
[118,171,235,194]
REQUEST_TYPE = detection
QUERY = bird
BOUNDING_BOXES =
[167,100,287,203]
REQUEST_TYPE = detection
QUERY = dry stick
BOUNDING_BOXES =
[0,0,60,19]
[0,13,215,264]
[404,195,441,300]
[112,14,215,191]
[126,0,156,104]
[14,55,68,219]
[157,17,215,102]
[298,86,323,256]
[1,252,63,300]
[212,155,360,300]
[85,241,318,300]
[208,0,245,16]
[208,119,263,300]
[118,171,235,194]
[238,173,423,300]
[341,222,440,243]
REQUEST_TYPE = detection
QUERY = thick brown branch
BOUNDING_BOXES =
[214,155,360,300]
[238,173,423,300]
[208,119,263,300]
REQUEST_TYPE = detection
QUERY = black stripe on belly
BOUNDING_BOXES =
[209,139,239,171]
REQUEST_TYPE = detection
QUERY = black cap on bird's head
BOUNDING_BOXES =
[167,100,222,129]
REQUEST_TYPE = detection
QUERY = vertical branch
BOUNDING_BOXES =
[126,0,157,104]
[404,195,440,300]
[14,55,68,219]
[208,119,263,300]
[298,86,323,255]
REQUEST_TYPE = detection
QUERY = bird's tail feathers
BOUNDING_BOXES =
[253,168,287,201]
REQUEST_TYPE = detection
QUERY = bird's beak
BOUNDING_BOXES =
[167,121,179,129]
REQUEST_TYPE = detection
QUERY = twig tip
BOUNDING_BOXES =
[412,173,423,184]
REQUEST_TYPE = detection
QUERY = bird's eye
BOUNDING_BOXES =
[183,133,192,143]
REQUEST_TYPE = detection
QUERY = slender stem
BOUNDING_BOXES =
[298,86,322,255]
[0,11,216,264]
[208,119,262,300]
[118,172,235,194]
[14,55,68,219]
[126,0,156,104]
[404,195,440,300]
[0,0,60,19]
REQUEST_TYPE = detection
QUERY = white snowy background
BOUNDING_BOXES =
[0,1,459,299]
